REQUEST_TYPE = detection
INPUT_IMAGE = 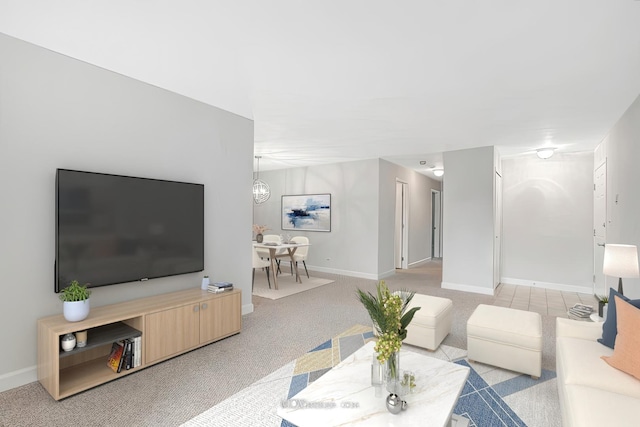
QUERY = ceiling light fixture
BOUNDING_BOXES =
[536,148,555,159]
[253,156,271,204]
[433,169,444,177]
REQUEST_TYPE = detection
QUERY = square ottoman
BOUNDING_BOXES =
[403,294,453,351]
[467,304,542,379]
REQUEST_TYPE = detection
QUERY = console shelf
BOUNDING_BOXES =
[38,288,241,400]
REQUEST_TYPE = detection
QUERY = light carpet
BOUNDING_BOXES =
[252,274,334,300]
[184,325,558,427]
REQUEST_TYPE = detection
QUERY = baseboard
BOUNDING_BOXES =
[408,258,431,267]
[0,365,37,393]
[305,265,380,280]
[242,303,254,315]
[500,277,592,294]
[441,281,495,296]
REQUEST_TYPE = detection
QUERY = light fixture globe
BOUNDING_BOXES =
[253,179,271,204]
[536,148,555,159]
[252,155,270,204]
[433,169,444,177]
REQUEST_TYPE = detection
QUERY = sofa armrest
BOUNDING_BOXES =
[556,317,603,341]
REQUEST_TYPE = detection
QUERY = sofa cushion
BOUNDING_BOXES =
[602,296,640,380]
[597,288,640,349]
[562,384,640,427]
[557,336,640,399]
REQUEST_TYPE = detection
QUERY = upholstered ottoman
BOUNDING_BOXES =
[467,304,542,379]
[403,294,453,351]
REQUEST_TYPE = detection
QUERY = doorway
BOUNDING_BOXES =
[431,189,442,258]
[594,160,607,295]
[395,181,408,269]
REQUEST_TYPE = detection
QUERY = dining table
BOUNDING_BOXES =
[253,241,310,290]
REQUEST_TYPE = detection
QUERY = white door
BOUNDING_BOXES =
[494,171,503,289]
[594,161,607,296]
[395,181,408,269]
[431,190,442,258]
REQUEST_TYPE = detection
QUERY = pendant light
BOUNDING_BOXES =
[253,156,271,204]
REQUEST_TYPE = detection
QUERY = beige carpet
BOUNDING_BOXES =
[252,272,334,300]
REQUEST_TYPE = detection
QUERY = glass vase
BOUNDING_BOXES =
[385,351,401,395]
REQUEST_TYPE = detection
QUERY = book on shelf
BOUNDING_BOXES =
[133,336,141,368]
[107,341,125,373]
[123,339,133,370]
[208,284,233,293]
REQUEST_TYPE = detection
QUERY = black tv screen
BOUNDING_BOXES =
[55,169,204,292]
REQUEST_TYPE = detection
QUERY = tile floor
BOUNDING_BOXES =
[494,284,596,318]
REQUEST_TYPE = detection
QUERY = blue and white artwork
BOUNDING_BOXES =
[282,194,331,232]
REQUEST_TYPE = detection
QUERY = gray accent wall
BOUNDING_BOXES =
[0,34,253,391]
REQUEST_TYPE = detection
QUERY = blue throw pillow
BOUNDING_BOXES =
[598,288,640,349]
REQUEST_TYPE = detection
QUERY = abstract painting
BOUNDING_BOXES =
[282,194,331,232]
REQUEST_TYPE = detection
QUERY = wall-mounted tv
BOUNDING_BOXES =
[55,169,204,293]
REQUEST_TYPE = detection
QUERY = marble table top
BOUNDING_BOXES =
[277,341,470,427]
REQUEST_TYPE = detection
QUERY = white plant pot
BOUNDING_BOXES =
[63,299,90,322]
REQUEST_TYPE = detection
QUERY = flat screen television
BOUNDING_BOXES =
[55,169,204,292]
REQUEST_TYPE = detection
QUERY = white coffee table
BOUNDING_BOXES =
[277,341,470,427]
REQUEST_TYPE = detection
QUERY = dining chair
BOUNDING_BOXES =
[290,236,310,278]
[252,246,271,290]
[258,234,284,274]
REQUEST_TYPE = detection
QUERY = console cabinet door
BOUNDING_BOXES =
[145,304,199,364]
[200,292,241,344]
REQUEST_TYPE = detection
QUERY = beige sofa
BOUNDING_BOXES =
[556,317,640,427]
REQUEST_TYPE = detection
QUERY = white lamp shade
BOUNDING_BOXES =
[603,244,640,278]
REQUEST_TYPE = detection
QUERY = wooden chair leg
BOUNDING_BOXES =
[303,260,309,278]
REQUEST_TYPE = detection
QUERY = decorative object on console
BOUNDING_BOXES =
[60,333,76,352]
[603,244,639,295]
[356,280,420,396]
[282,194,331,231]
[201,275,210,290]
[59,280,91,322]
[75,330,87,347]
[253,156,270,204]
[597,287,640,349]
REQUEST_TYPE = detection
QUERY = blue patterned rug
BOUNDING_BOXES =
[184,325,558,427]
[280,326,556,427]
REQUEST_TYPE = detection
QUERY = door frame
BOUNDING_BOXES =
[431,189,442,258]
[395,180,409,269]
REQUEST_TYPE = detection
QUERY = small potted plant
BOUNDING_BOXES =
[59,280,92,322]
[595,294,609,319]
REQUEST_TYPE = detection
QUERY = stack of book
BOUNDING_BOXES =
[106,336,142,373]
[207,282,234,293]
[567,303,593,319]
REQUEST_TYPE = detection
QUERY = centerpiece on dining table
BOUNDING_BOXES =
[252,224,269,243]
[356,280,420,395]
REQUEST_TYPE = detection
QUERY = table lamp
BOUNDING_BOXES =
[603,244,640,295]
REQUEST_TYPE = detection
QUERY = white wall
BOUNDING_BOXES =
[0,34,253,391]
[501,152,594,292]
[602,94,640,299]
[252,158,439,278]
[442,146,496,295]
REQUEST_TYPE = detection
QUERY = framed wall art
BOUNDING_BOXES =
[282,194,331,232]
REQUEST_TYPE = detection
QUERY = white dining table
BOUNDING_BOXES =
[253,242,310,290]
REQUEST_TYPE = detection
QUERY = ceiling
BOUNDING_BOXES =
[2,1,640,179]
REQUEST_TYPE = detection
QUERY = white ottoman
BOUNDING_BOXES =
[467,304,542,379]
[403,294,453,351]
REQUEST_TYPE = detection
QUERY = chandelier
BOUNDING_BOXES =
[253,155,271,204]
